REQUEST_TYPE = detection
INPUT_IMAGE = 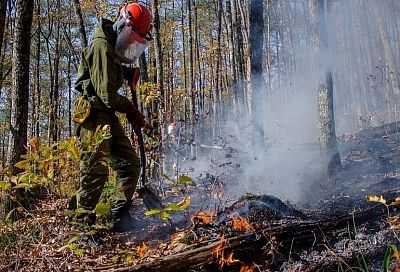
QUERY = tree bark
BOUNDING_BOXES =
[249,0,265,158]
[0,0,7,92]
[72,0,87,48]
[188,0,196,160]
[6,0,34,173]
[309,0,341,175]
[151,0,163,130]
[50,2,61,143]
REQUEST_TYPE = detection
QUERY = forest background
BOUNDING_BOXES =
[0,0,400,204]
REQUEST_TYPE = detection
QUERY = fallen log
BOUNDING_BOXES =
[105,204,389,272]
[356,120,400,139]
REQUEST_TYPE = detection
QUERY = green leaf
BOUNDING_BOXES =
[32,153,40,162]
[177,175,196,186]
[92,224,110,230]
[67,243,79,250]
[178,197,191,209]
[126,256,135,264]
[51,142,60,149]
[164,203,181,212]
[144,209,162,216]
[58,141,70,150]
[68,145,81,162]
[111,256,119,264]
[63,233,82,245]
[74,248,85,257]
[14,160,30,170]
[160,211,170,220]
[18,173,38,184]
[95,202,111,216]
[0,181,12,191]
[383,245,399,272]
[16,183,35,189]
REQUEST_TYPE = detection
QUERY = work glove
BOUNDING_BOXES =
[126,109,146,131]
[125,108,154,136]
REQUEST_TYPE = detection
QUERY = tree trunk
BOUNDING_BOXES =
[151,0,163,131]
[226,0,239,116]
[6,0,34,173]
[0,0,7,92]
[188,0,196,160]
[50,4,61,143]
[309,0,341,175]
[34,0,41,137]
[72,0,87,48]
[249,0,265,159]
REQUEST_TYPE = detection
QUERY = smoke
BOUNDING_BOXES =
[225,0,400,204]
[220,69,323,203]
[166,0,400,205]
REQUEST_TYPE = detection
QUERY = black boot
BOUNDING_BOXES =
[76,212,96,227]
[111,201,134,232]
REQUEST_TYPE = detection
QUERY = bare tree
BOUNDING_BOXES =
[249,0,265,158]
[309,0,341,175]
[0,0,7,92]
[6,0,34,173]
[72,0,87,48]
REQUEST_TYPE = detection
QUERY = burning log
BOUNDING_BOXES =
[107,203,388,272]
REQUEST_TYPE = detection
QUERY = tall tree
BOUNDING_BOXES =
[0,0,6,60]
[6,0,34,173]
[152,0,163,130]
[309,0,341,175]
[187,0,196,160]
[249,0,265,158]
[72,0,87,48]
[0,0,7,92]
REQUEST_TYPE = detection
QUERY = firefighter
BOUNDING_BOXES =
[69,3,153,232]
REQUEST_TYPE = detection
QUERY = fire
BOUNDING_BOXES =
[136,242,149,258]
[213,235,239,268]
[191,211,216,225]
[240,265,256,272]
[231,215,255,232]
[214,235,226,258]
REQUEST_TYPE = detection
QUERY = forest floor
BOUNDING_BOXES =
[0,131,400,271]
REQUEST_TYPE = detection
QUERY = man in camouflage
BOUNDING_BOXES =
[69,3,153,232]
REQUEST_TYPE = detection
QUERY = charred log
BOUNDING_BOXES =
[357,120,400,139]
[106,205,388,272]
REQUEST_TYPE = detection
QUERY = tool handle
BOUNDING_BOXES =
[136,127,146,188]
[128,66,146,188]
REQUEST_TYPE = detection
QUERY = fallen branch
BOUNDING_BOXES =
[357,120,400,139]
[106,204,388,272]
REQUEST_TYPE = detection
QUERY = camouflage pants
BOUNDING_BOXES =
[70,110,140,216]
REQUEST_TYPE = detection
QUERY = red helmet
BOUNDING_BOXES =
[120,3,151,39]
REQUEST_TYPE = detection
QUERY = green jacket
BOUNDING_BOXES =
[75,18,131,113]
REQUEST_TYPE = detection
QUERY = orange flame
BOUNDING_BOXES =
[136,242,149,258]
[213,235,239,268]
[240,265,256,272]
[214,234,226,258]
[191,211,217,225]
[231,215,255,232]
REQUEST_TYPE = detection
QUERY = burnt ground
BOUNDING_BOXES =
[0,132,400,271]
